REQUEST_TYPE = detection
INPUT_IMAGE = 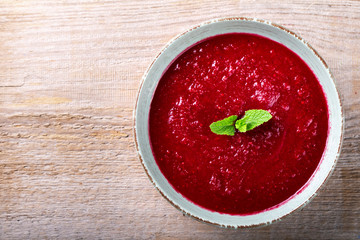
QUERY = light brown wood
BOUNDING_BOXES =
[0,0,359,239]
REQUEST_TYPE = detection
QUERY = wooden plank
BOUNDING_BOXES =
[0,0,359,239]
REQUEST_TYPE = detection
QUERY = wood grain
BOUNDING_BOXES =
[0,0,359,239]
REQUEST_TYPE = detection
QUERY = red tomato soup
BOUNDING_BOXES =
[149,33,328,215]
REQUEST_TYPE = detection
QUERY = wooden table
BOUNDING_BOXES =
[0,1,359,239]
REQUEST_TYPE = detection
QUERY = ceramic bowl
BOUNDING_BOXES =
[134,17,343,228]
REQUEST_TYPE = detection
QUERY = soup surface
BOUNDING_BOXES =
[149,33,328,214]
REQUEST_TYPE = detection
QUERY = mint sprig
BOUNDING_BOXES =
[210,109,272,135]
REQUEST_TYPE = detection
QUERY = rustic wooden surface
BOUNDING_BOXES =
[0,0,359,239]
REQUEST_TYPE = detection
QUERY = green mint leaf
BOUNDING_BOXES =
[209,115,238,136]
[235,109,272,132]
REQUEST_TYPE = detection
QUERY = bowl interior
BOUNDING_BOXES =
[135,18,343,228]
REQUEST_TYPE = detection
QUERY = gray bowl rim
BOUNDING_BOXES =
[133,17,344,228]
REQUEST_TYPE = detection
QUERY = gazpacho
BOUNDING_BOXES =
[149,33,328,215]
